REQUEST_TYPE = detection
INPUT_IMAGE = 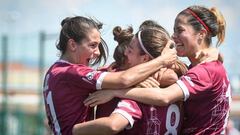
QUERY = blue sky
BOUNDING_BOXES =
[0,0,240,76]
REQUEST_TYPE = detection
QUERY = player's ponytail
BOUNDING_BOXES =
[210,7,226,47]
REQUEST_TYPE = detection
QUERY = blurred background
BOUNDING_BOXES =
[0,0,240,135]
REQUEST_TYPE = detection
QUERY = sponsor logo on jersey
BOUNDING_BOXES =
[86,71,95,80]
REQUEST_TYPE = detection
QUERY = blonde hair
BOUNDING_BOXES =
[210,7,226,46]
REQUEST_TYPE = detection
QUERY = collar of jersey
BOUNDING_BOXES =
[57,59,71,64]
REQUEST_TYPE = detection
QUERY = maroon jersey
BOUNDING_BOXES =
[96,67,122,118]
[96,98,120,118]
[43,60,107,135]
[113,99,183,135]
[176,61,231,135]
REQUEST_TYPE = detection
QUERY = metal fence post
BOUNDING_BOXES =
[37,31,46,135]
[1,35,8,135]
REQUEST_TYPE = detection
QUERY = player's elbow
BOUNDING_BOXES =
[72,125,80,135]
[155,97,170,106]
[155,92,172,106]
[108,120,124,134]
[161,97,171,106]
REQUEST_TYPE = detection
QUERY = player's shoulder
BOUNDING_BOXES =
[200,60,226,77]
[188,61,222,76]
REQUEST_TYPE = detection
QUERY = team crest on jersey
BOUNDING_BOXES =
[86,71,95,80]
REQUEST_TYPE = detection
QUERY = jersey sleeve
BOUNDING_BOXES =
[176,65,212,101]
[67,64,108,90]
[112,99,142,129]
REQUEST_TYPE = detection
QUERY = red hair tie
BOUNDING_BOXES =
[187,8,211,33]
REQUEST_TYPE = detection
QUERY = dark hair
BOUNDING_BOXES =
[56,16,109,65]
[112,26,134,68]
[139,20,170,36]
[179,5,226,47]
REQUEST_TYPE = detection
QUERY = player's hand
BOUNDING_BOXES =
[84,90,115,107]
[107,62,118,72]
[196,47,223,63]
[97,62,118,72]
[137,77,160,88]
[159,40,177,67]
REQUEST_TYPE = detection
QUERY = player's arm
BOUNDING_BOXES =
[138,59,187,89]
[72,113,129,135]
[84,83,184,107]
[115,83,184,106]
[136,68,178,88]
[197,47,223,63]
[101,42,177,89]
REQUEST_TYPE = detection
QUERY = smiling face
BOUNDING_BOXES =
[75,28,101,65]
[172,14,200,58]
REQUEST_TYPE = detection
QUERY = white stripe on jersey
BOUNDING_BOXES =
[118,101,136,112]
[46,91,61,135]
[177,80,190,101]
[112,109,135,129]
[96,72,108,90]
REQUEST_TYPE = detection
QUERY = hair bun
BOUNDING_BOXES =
[113,26,122,42]
[113,26,133,44]
[61,17,71,27]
